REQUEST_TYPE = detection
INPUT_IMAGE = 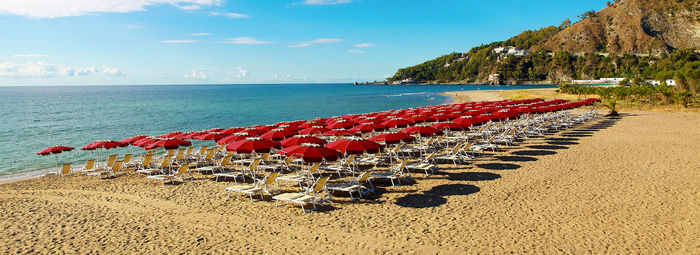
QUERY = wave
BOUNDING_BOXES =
[384,92,428,97]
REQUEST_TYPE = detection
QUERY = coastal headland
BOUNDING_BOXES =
[1,88,698,253]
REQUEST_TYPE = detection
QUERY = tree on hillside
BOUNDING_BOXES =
[578,10,598,20]
[559,18,572,29]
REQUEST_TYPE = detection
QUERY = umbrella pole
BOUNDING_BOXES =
[55,154,59,174]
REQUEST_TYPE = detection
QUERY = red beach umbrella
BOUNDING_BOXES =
[490,111,511,121]
[220,127,245,135]
[37,145,75,170]
[453,117,480,127]
[217,134,251,145]
[369,133,415,145]
[181,131,207,139]
[298,126,330,135]
[281,135,327,147]
[239,128,266,136]
[260,129,296,141]
[160,131,183,138]
[326,120,358,130]
[279,144,341,163]
[400,126,443,137]
[327,138,382,155]
[145,139,191,151]
[37,146,74,155]
[133,137,158,148]
[431,122,470,131]
[194,132,228,141]
[120,135,148,145]
[381,118,411,128]
[321,129,359,137]
[349,123,387,133]
[226,137,281,154]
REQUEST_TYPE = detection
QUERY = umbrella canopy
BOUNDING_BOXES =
[260,129,296,141]
[133,137,159,148]
[349,123,387,133]
[82,140,127,150]
[37,146,74,155]
[226,137,281,153]
[217,133,252,145]
[431,122,471,131]
[120,135,148,145]
[281,135,327,147]
[220,127,245,135]
[239,128,267,136]
[327,138,382,155]
[298,126,330,135]
[160,131,183,138]
[381,118,411,128]
[369,133,415,145]
[400,126,443,137]
[145,139,191,150]
[181,131,207,139]
[453,117,481,127]
[279,144,341,163]
[193,132,228,141]
[321,129,359,137]
[326,120,357,130]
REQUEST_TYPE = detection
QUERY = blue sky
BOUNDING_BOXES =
[0,0,607,85]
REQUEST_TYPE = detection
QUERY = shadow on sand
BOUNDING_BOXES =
[395,184,480,208]
[476,163,522,170]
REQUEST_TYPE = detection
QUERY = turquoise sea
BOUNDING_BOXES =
[0,83,557,180]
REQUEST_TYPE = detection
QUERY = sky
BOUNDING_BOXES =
[0,0,607,86]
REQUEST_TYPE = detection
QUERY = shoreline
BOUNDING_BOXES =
[1,109,698,253]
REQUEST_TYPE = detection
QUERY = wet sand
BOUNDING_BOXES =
[1,90,698,253]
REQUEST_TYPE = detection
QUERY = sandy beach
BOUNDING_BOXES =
[1,90,699,254]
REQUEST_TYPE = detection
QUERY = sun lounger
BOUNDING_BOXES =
[137,156,171,175]
[370,160,408,186]
[226,171,280,202]
[326,171,374,200]
[146,163,190,186]
[273,175,331,213]
[213,158,259,183]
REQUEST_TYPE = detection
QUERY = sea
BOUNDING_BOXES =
[0,83,557,180]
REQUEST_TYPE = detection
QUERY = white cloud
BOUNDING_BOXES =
[301,0,351,5]
[353,43,380,48]
[288,43,312,48]
[102,65,126,76]
[310,38,344,44]
[12,54,47,57]
[189,32,210,36]
[220,37,272,45]
[0,61,124,78]
[347,50,366,54]
[236,67,249,77]
[225,13,248,18]
[0,0,223,19]
[177,4,200,10]
[184,70,208,79]
[288,38,344,48]
[161,40,199,43]
[209,11,249,18]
